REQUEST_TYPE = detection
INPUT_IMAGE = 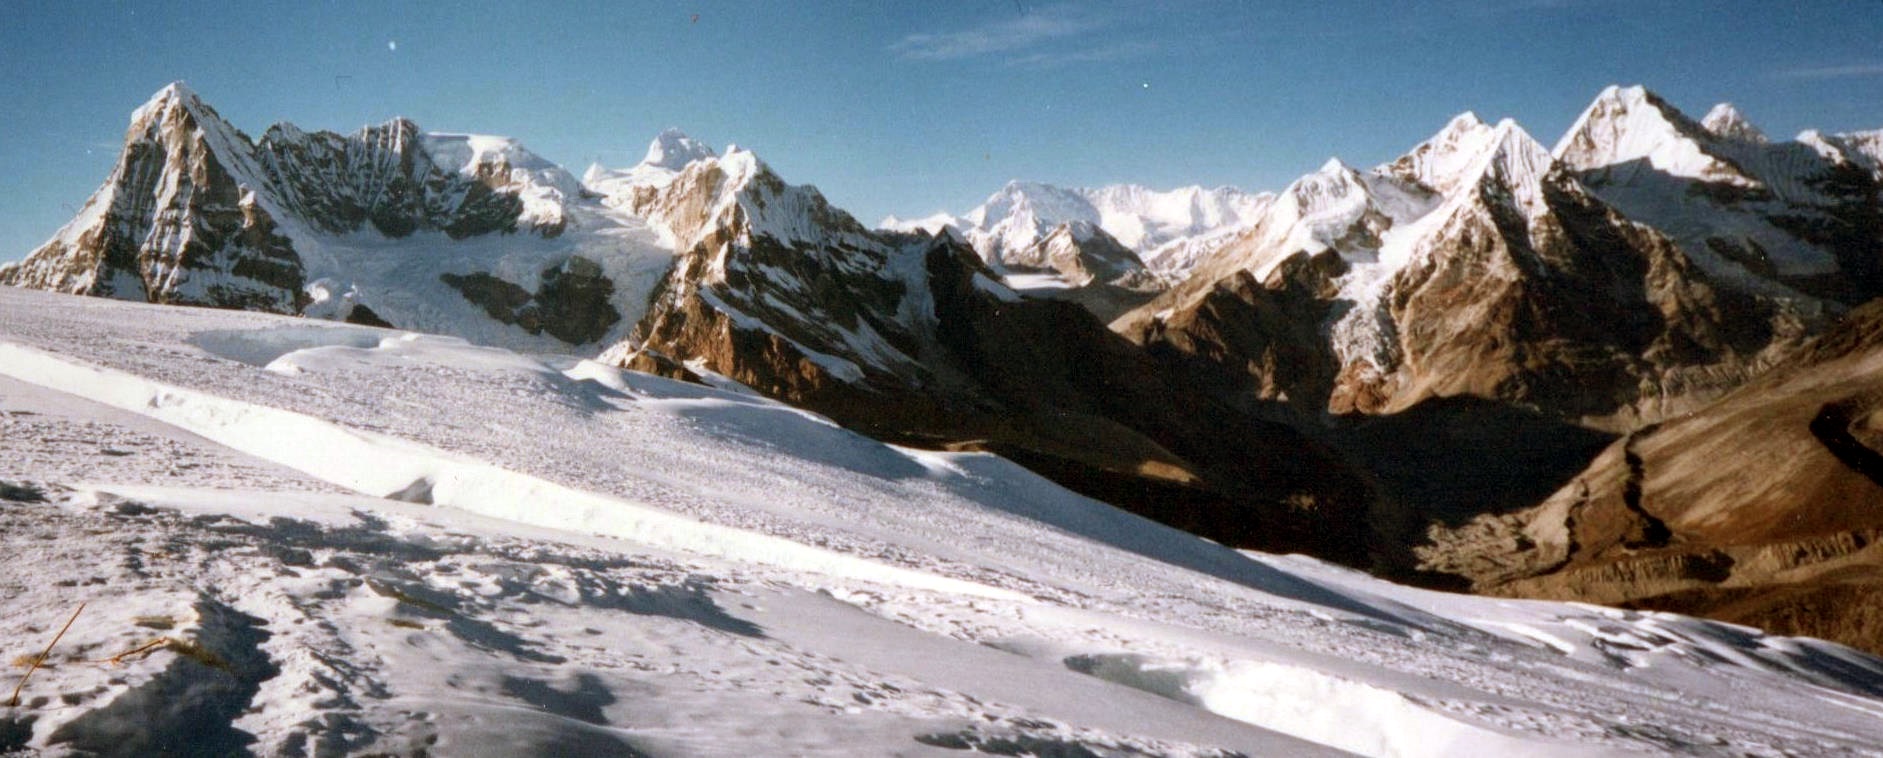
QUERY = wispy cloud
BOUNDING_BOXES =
[1775,63,1883,80]
[889,5,1109,62]
[1005,40,1158,69]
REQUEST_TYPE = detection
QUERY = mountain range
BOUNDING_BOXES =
[9,82,1883,653]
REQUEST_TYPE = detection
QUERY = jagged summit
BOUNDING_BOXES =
[1702,102,1768,143]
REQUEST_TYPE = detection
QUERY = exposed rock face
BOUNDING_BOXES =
[439,256,621,345]
[257,120,555,240]
[1,83,609,348]
[593,150,1388,565]
[1424,300,1883,654]
[0,84,306,311]
[1120,114,1808,426]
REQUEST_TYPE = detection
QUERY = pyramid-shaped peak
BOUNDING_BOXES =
[153,81,199,102]
[1701,103,1768,143]
[1577,84,1694,124]
[641,128,718,171]
[1490,118,1539,145]
[1555,83,1719,168]
[1482,119,1554,176]
[1381,111,1502,193]
[1281,156,1370,211]
[131,81,213,123]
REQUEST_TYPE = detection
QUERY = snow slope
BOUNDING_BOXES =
[2,286,1882,756]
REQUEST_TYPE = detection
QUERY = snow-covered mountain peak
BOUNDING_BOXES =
[1428,118,1561,217]
[1381,112,1501,196]
[969,181,1094,227]
[124,81,268,179]
[424,132,559,174]
[422,131,584,227]
[717,145,765,181]
[130,81,209,125]
[1479,119,1555,184]
[581,129,723,197]
[1290,158,1367,199]
[1553,83,1757,187]
[946,180,1269,275]
[599,139,870,255]
[642,127,717,171]
[1446,111,1486,131]
[1209,152,1391,269]
[1702,102,1768,144]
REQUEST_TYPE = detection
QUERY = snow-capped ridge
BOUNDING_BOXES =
[879,212,961,235]
[943,179,1270,275]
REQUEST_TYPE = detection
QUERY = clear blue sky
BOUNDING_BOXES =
[5,1,1883,260]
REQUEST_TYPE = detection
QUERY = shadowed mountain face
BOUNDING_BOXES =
[1419,300,1883,654]
[1556,86,1883,307]
[595,149,1389,565]
[1116,113,1817,429]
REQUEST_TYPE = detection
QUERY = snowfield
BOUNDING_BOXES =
[2,286,1882,756]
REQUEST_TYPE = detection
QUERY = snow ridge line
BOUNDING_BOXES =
[0,341,1030,602]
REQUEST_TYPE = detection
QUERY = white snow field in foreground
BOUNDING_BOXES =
[1,287,1881,757]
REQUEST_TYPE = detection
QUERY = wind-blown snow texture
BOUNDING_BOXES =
[3,287,1882,756]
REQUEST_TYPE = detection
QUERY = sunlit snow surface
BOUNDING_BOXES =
[2,287,1881,756]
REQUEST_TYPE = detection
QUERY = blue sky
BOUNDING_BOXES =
[4,1,1883,260]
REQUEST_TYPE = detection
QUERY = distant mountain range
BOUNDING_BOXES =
[10,82,1883,653]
